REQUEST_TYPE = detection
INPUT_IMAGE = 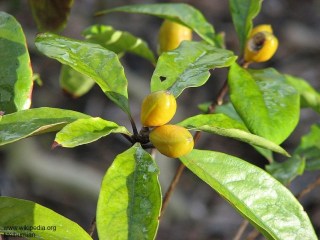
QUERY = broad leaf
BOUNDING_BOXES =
[60,65,95,98]
[55,117,131,148]
[0,196,92,240]
[0,107,89,146]
[83,24,156,64]
[228,64,300,144]
[97,3,216,46]
[35,33,130,114]
[28,0,74,32]
[295,124,320,171]
[178,114,289,156]
[97,144,161,240]
[285,74,320,113]
[266,156,305,185]
[229,0,263,52]
[180,150,317,240]
[0,12,33,113]
[151,41,236,97]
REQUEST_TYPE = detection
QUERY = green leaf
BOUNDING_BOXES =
[266,155,305,185]
[0,12,33,113]
[0,196,92,240]
[97,144,161,240]
[285,74,320,113]
[0,107,89,146]
[180,150,317,240]
[151,41,236,97]
[83,24,156,64]
[55,117,131,148]
[35,33,130,115]
[60,65,95,98]
[178,113,289,156]
[228,64,300,144]
[295,124,320,171]
[28,0,74,32]
[229,0,263,52]
[97,3,216,46]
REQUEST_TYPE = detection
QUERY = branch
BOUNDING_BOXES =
[296,175,320,200]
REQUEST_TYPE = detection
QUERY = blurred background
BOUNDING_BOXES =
[0,0,320,239]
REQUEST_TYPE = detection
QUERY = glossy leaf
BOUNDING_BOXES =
[0,12,33,113]
[97,3,216,45]
[97,144,161,240]
[295,124,320,171]
[0,107,89,146]
[35,33,130,114]
[60,65,95,98]
[151,41,236,97]
[55,117,131,148]
[180,150,317,240]
[0,196,92,240]
[266,156,305,185]
[228,64,300,144]
[28,0,74,32]
[83,24,156,64]
[178,113,289,156]
[229,0,263,52]
[285,74,320,113]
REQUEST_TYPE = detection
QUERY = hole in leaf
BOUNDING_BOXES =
[160,76,166,82]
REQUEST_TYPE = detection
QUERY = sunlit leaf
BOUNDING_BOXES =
[97,144,161,240]
[0,12,33,113]
[0,107,89,146]
[180,150,317,240]
[151,41,236,97]
[35,33,130,114]
[0,196,92,240]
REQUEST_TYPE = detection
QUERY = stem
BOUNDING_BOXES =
[247,229,260,240]
[129,115,138,136]
[160,163,186,218]
[88,217,96,237]
[296,175,320,200]
[233,220,249,240]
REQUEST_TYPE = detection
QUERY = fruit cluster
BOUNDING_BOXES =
[140,91,194,158]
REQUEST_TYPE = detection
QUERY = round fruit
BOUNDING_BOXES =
[149,125,194,158]
[140,90,177,127]
[158,19,192,53]
[244,31,278,63]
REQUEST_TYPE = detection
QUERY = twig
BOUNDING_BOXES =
[129,115,138,136]
[88,216,96,237]
[247,229,260,240]
[233,220,249,240]
[296,175,320,200]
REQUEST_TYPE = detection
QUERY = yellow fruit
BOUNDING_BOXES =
[244,31,278,63]
[149,125,194,158]
[158,20,192,53]
[249,24,273,37]
[140,90,177,127]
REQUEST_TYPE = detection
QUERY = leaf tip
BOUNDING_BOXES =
[51,141,62,150]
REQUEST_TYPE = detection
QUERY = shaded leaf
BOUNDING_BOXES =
[0,12,33,113]
[180,150,317,240]
[97,144,161,240]
[60,65,95,98]
[55,117,131,148]
[178,113,289,156]
[229,0,263,52]
[28,0,74,32]
[0,107,89,146]
[97,3,216,46]
[295,124,320,171]
[35,33,130,114]
[266,156,305,185]
[83,24,156,64]
[0,196,92,240]
[228,64,300,144]
[151,41,236,97]
[285,74,320,113]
